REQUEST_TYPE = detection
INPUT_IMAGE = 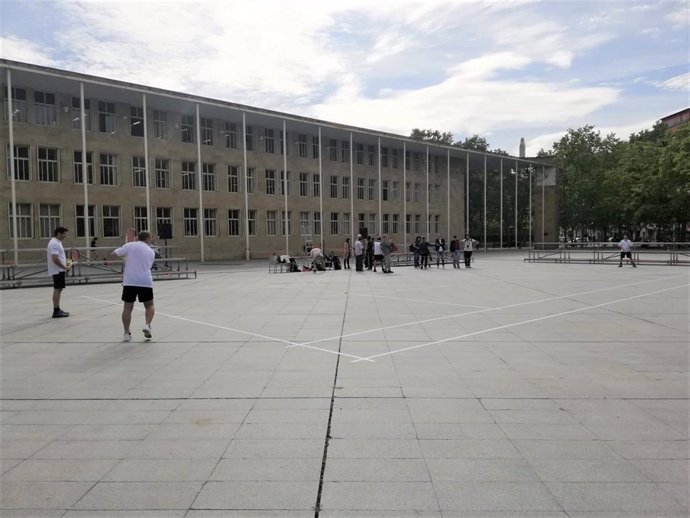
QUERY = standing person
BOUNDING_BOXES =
[462,234,479,268]
[343,238,351,269]
[411,236,421,268]
[435,237,446,268]
[418,237,430,269]
[354,234,364,272]
[618,235,637,268]
[450,235,461,269]
[373,237,383,272]
[112,230,156,342]
[381,234,394,273]
[47,227,71,318]
[366,236,374,270]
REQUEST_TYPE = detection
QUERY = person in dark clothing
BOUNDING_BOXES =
[450,235,461,269]
[418,237,430,269]
[434,237,446,268]
[411,236,421,268]
[366,236,374,270]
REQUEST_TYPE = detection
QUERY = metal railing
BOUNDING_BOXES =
[525,242,690,266]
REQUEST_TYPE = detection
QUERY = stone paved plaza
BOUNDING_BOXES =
[1,252,688,517]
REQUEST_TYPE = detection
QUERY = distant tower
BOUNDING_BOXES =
[519,137,526,158]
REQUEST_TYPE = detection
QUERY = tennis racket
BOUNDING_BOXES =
[66,248,80,268]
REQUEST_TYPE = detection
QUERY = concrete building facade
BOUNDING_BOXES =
[1,60,558,262]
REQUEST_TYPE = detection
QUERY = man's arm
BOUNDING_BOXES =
[51,253,68,270]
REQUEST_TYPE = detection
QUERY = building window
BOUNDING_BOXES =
[153,109,168,139]
[329,139,338,161]
[413,183,421,203]
[330,175,339,198]
[224,122,237,148]
[299,172,309,197]
[342,212,351,236]
[434,214,440,234]
[76,205,96,238]
[312,174,320,197]
[156,207,172,238]
[297,134,307,158]
[357,213,365,233]
[392,181,399,202]
[155,158,170,189]
[228,165,239,193]
[281,211,291,235]
[39,204,61,239]
[134,206,148,233]
[341,140,349,163]
[368,179,376,201]
[279,170,291,196]
[228,209,240,236]
[312,136,319,159]
[74,151,93,184]
[202,163,215,191]
[98,101,116,133]
[71,97,91,130]
[381,147,388,168]
[313,211,321,235]
[34,91,56,126]
[102,205,120,237]
[4,87,27,122]
[8,203,32,238]
[132,156,147,187]
[247,209,256,235]
[264,128,275,153]
[300,212,310,236]
[181,161,196,190]
[330,212,339,235]
[342,177,350,199]
[99,153,117,185]
[204,208,217,236]
[265,169,276,195]
[392,213,400,234]
[201,118,213,146]
[266,210,277,236]
[356,143,364,165]
[245,125,254,151]
[368,213,377,235]
[406,182,411,202]
[130,106,144,137]
[368,145,376,166]
[405,151,411,170]
[414,152,421,172]
[8,145,30,180]
[382,213,390,234]
[406,214,412,234]
[357,178,365,200]
[183,208,198,236]
[414,214,421,234]
[246,167,255,193]
[181,114,195,143]
[382,180,389,201]
[37,147,59,182]
[392,149,399,169]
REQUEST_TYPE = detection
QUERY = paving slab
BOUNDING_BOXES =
[1,254,688,515]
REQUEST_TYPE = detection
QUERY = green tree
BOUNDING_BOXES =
[456,134,490,151]
[409,128,454,144]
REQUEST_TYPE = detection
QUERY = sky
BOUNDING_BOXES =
[1,0,688,155]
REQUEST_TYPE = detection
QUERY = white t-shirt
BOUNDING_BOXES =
[374,241,382,255]
[310,247,323,258]
[114,241,155,287]
[47,237,66,276]
[619,239,633,252]
[463,239,475,251]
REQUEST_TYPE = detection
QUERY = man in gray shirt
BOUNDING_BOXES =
[381,235,394,274]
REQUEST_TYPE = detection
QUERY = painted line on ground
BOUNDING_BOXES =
[351,283,690,363]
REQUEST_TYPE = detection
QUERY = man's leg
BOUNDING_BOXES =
[122,302,134,333]
[144,300,155,325]
[52,289,62,310]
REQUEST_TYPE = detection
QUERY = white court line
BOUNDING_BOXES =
[290,275,687,349]
[82,296,372,362]
[351,283,689,363]
[372,294,488,309]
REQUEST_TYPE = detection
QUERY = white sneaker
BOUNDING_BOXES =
[123,332,132,342]
[143,325,152,339]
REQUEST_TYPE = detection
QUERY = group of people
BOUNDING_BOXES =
[408,234,479,269]
[47,226,156,343]
[342,235,397,273]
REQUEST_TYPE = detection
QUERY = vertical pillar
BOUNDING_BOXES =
[446,149,450,244]
[403,141,407,246]
[242,112,250,260]
[514,160,518,248]
[142,93,151,231]
[378,137,382,236]
[529,164,533,248]
[282,120,289,255]
[195,104,204,262]
[465,152,470,234]
[500,158,503,249]
[349,132,354,243]
[318,126,324,250]
[483,154,487,250]
[7,69,18,264]
[79,82,90,255]
[426,145,430,236]
[541,165,546,245]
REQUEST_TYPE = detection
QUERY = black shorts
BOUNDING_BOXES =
[620,251,632,259]
[52,272,66,290]
[374,254,384,262]
[121,285,154,303]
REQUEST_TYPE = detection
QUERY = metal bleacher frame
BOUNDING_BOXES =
[525,242,690,266]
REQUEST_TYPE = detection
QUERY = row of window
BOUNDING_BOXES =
[6,146,443,201]
[4,86,448,172]
[7,203,441,239]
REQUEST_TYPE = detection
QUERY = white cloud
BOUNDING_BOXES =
[656,72,690,90]
[0,35,54,66]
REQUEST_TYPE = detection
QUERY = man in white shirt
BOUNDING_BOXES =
[461,234,479,268]
[47,226,71,318]
[618,235,637,268]
[112,230,156,342]
[354,234,364,272]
